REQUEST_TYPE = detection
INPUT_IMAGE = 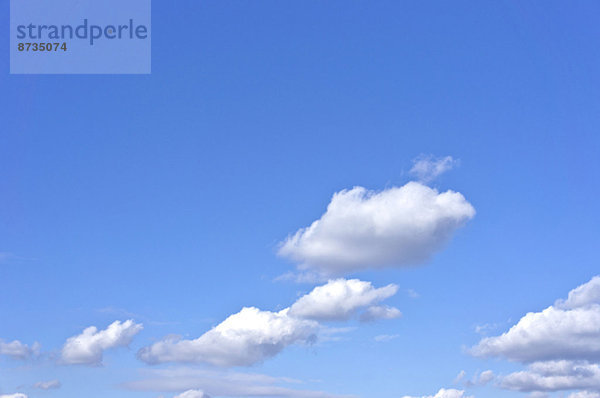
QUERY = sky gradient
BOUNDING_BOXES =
[1,2,600,398]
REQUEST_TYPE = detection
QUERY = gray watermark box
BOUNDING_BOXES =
[10,0,151,74]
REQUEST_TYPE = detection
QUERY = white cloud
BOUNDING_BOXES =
[173,390,211,398]
[409,155,458,182]
[501,360,600,392]
[402,388,473,398]
[33,380,61,390]
[555,276,600,310]
[471,276,600,363]
[139,278,399,367]
[0,339,40,360]
[0,394,28,398]
[137,307,318,367]
[61,319,143,365]
[289,279,399,321]
[472,276,600,395]
[124,368,354,398]
[278,182,475,276]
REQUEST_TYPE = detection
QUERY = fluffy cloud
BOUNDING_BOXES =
[402,388,472,398]
[124,368,354,398]
[0,394,28,398]
[138,307,318,366]
[409,155,458,182]
[501,361,600,392]
[471,276,600,363]
[61,320,143,365]
[139,278,399,367]
[33,380,61,390]
[472,276,600,395]
[278,182,475,276]
[289,279,399,321]
[555,276,600,310]
[173,390,211,398]
[0,339,39,360]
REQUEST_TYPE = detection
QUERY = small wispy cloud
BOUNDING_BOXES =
[454,370,494,387]
[274,271,326,284]
[123,368,355,398]
[409,155,459,183]
[33,380,61,390]
[374,334,400,342]
[474,323,498,335]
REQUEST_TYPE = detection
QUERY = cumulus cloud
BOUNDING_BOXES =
[402,388,473,398]
[289,279,399,321]
[278,182,475,276]
[124,368,354,398]
[0,339,40,360]
[61,320,143,365]
[33,380,61,390]
[501,360,600,392]
[471,276,600,363]
[138,307,318,367]
[0,394,28,398]
[173,390,211,398]
[471,276,600,395]
[409,155,458,182]
[139,278,399,367]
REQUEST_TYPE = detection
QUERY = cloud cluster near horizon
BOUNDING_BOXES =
[278,181,474,276]
[1,159,475,397]
[471,275,600,396]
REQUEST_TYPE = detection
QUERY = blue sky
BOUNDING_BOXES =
[1,1,600,398]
